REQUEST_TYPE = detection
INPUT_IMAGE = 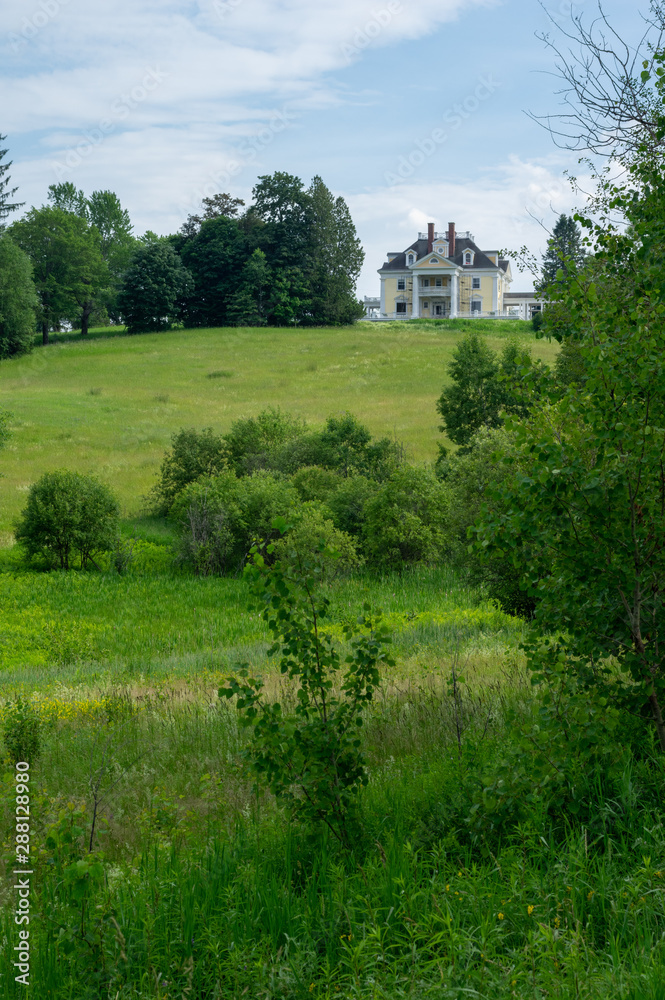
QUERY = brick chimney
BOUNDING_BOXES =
[447,222,455,258]
[427,222,434,253]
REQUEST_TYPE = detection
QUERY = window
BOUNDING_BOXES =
[407,254,415,265]
[396,302,407,314]
[435,277,442,287]
[423,301,429,309]
[464,253,472,265]
[397,277,406,290]
[472,277,480,289]
[471,299,481,313]
[422,278,430,287]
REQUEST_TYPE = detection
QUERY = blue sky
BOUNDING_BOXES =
[0,0,644,295]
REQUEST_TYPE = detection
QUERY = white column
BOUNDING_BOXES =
[379,275,386,316]
[411,273,419,318]
[450,272,458,318]
[492,275,498,313]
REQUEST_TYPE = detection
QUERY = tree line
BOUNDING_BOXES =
[0,146,365,355]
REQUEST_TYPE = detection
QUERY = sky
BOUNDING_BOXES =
[0,0,648,296]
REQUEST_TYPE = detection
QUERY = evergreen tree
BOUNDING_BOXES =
[541,214,585,286]
[305,176,365,325]
[178,215,248,327]
[0,136,24,230]
[227,249,270,326]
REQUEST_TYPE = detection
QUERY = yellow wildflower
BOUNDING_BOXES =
[498,912,504,920]
[528,905,535,916]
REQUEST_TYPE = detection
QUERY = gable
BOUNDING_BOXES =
[413,254,457,269]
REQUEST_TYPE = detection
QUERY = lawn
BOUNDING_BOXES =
[0,318,557,535]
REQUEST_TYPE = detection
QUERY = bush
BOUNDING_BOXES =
[438,426,536,617]
[220,525,392,845]
[326,474,378,538]
[172,469,300,575]
[15,471,120,570]
[223,407,305,476]
[2,698,43,765]
[363,466,450,569]
[291,466,342,504]
[272,502,362,578]
[148,427,227,515]
[172,471,246,576]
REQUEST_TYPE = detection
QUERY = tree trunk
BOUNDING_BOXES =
[42,321,49,346]
[80,300,93,336]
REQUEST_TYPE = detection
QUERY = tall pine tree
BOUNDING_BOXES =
[0,135,24,230]
[541,214,585,286]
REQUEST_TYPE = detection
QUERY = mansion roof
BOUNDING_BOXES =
[380,236,508,273]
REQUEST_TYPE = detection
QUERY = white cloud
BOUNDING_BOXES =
[349,155,590,296]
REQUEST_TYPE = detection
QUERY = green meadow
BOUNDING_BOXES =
[2,321,664,999]
[0,318,554,535]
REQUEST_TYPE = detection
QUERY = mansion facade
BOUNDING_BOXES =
[366,222,541,321]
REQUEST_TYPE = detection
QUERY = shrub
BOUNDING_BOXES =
[291,465,342,504]
[220,523,393,845]
[2,698,42,765]
[438,426,536,617]
[15,471,120,570]
[272,502,362,578]
[173,469,300,575]
[326,474,378,538]
[223,407,305,475]
[172,471,246,576]
[148,427,227,515]
[363,466,450,569]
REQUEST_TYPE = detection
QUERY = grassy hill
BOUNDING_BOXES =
[0,318,557,536]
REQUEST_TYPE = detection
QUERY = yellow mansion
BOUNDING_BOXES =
[374,221,518,320]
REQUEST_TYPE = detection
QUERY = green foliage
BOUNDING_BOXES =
[0,134,23,229]
[291,465,342,504]
[363,465,450,569]
[0,235,37,357]
[540,213,586,287]
[223,407,305,476]
[326,473,377,538]
[436,334,532,450]
[148,426,227,515]
[220,522,392,843]
[470,648,624,838]
[15,470,120,570]
[271,502,362,578]
[1,697,42,764]
[172,469,300,575]
[227,248,270,326]
[437,426,536,616]
[10,206,109,342]
[118,240,193,334]
[475,141,665,750]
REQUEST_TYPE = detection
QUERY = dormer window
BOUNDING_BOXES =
[407,253,415,265]
[464,250,475,265]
